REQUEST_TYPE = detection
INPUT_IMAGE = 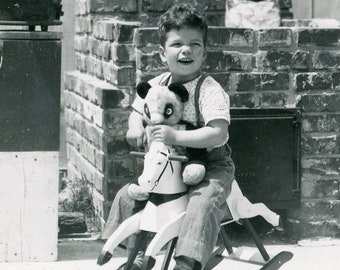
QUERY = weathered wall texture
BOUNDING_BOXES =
[64,0,340,238]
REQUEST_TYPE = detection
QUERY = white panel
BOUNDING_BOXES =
[0,152,59,262]
[314,0,340,21]
[292,0,312,19]
[292,0,340,21]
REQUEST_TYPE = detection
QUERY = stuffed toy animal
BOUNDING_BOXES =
[128,81,207,201]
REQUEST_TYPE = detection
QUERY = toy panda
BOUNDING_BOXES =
[128,81,207,201]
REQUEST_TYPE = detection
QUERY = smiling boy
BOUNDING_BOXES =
[103,4,235,269]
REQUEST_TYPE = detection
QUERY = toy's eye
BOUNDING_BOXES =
[165,108,173,116]
[144,104,150,118]
[164,104,173,118]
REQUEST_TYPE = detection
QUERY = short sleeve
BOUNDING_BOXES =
[199,77,230,126]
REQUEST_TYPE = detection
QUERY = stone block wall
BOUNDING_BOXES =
[65,0,340,238]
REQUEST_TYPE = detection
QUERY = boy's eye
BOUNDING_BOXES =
[191,41,203,47]
[171,43,181,47]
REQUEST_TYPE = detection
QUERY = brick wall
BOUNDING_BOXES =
[65,0,340,238]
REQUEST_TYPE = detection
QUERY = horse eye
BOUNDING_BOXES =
[156,161,162,165]
[144,104,150,119]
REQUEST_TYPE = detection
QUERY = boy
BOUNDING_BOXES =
[103,4,235,269]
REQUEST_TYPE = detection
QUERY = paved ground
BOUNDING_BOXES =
[1,236,340,270]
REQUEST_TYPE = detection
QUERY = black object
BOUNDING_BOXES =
[0,31,61,151]
[0,0,63,31]
[229,108,301,210]
[0,0,63,21]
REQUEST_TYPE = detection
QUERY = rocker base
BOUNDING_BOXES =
[97,250,113,266]
[260,251,293,270]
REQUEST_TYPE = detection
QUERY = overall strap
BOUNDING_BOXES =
[160,72,208,126]
[194,72,209,126]
[159,72,171,86]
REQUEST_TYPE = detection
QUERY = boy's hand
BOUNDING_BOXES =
[126,127,146,148]
[149,125,176,145]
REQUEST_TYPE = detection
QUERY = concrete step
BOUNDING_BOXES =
[287,217,340,240]
[289,199,340,221]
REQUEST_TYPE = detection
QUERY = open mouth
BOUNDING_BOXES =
[178,58,193,64]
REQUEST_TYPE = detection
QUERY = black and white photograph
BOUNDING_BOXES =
[0,0,339,269]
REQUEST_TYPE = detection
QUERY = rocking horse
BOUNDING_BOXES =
[98,77,292,269]
[97,141,189,269]
[97,140,293,269]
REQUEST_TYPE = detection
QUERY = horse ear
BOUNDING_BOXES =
[168,83,189,103]
[137,82,152,99]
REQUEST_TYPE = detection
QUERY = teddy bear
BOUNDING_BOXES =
[128,81,207,201]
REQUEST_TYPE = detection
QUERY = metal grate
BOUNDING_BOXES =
[229,108,301,210]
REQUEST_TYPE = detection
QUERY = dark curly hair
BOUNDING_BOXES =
[158,4,208,47]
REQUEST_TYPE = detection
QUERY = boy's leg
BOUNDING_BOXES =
[101,184,147,248]
[175,150,235,269]
[101,184,149,270]
[101,184,135,240]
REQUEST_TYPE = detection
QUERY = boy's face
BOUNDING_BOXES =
[159,28,206,83]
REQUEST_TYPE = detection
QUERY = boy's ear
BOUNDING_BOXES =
[136,82,152,99]
[203,49,207,61]
[168,83,189,103]
[159,46,167,63]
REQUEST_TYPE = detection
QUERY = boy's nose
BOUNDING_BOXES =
[181,46,192,54]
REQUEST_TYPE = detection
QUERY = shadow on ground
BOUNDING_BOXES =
[57,216,294,262]
[58,239,126,261]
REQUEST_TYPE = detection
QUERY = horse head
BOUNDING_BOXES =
[138,142,187,194]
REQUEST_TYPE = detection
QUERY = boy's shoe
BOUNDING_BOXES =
[173,256,201,270]
[117,263,141,270]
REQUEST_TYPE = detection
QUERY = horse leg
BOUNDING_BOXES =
[97,211,143,266]
[236,197,280,227]
[142,212,186,269]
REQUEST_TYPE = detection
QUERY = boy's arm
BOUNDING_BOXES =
[126,110,146,148]
[150,119,229,149]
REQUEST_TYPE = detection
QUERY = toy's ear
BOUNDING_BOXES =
[136,82,152,99]
[168,83,189,103]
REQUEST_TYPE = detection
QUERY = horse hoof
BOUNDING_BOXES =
[97,250,112,266]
